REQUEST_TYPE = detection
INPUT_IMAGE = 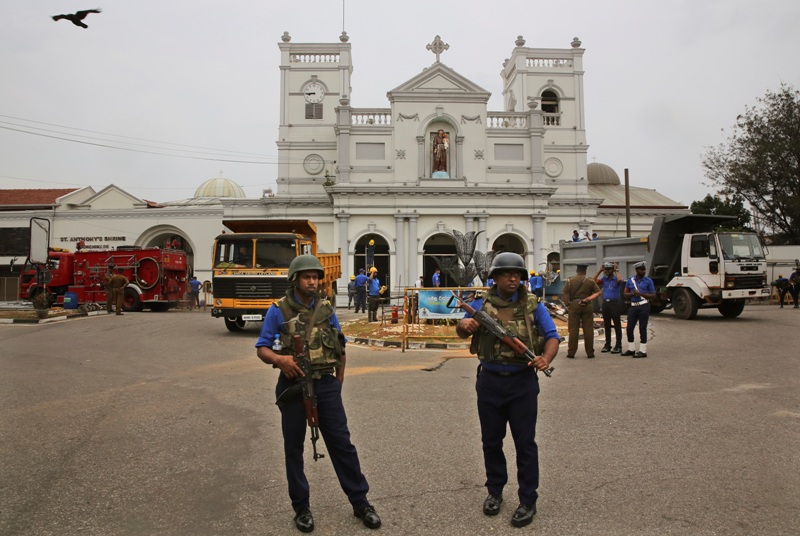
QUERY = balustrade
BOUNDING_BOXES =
[351,111,392,125]
[486,114,527,129]
[525,57,573,68]
[290,53,340,63]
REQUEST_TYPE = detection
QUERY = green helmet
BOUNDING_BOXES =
[288,254,324,282]
[488,252,528,280]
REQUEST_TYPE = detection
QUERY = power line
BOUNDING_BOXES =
[0,114,273,159]
[0,124,279,164]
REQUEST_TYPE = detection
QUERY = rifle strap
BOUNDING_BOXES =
[521,293,537,355]
[304,294,325,344]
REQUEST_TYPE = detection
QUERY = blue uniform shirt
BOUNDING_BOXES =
[625,276,655,303]
[189,279,202,293]
[432,272,441,287]
[368,277,381,296]
[255,293,344,348]
[464,290,560,372]
[354,273,368,288]
[598,274,623,301]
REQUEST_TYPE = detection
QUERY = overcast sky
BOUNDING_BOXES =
[1,0,798,206]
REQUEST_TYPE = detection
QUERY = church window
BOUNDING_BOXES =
[305,103,323,119]
[541,90,559,113]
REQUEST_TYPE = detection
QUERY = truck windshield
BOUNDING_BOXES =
[255,239,296,269]
[215,240,253,268]
[718,233,765,261]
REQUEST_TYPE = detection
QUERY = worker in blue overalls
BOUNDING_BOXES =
[623,261,656,357]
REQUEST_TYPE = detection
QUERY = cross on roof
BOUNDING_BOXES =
[426,35,449,62]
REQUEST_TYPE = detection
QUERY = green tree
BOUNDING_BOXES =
[702,84,800,244]
[690,193,753,231]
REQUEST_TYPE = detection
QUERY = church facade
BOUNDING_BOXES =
[224,33,686,290]
[0,33,687,296]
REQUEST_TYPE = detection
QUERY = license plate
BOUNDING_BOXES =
[242,314,263,321]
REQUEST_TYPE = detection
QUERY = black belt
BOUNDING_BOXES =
[604,299,621,302]
[478,364,531,377]
[311,368,335,379]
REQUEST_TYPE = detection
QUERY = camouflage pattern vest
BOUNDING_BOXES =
[277,289,342,369]
[469,286,543,365]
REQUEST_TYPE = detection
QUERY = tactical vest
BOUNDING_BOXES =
[277,289,342,369]
[469,287,544,365]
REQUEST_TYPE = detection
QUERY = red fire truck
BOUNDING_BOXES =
[19,246,188,312]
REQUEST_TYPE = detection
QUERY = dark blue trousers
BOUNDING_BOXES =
[276,373,370,513]
[476,366,541,506]
[354,288,367,313]
[627,303,650,343]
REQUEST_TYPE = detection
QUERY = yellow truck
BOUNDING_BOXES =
[210,220,341,332]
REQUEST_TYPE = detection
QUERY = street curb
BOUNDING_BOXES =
[0,310,107,325]
[350,337,470,350]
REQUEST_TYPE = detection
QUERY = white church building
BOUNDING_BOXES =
[0,33,686,296]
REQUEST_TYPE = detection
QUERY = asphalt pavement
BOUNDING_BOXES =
[1,304,798,535]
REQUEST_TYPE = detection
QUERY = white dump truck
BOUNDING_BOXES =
[560,215,770,319]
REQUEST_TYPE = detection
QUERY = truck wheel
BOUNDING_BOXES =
[718,300,745,318]
[224,317,246,332]
[672,288,699,320]
[123,288,143,312]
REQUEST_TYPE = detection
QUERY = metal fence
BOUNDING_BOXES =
[0,277,20,301]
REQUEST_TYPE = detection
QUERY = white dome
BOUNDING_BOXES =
[587,162,621,185]
[194,177,246,198]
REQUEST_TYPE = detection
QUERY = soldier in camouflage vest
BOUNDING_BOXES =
[457,252,560,528]
[256,255,381,533]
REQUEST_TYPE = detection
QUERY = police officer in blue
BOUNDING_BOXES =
[623,261,656,357]
[528,270,544,300]
[256,255,381,533]
[367,267,382,322]
[456,252,560,528]
[354,268,368,314]
[593,262,624,353]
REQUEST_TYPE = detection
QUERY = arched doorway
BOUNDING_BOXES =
[138,226,194,276]
[354,235,391,291]
[490,233,526,255]
[422,233,457,287]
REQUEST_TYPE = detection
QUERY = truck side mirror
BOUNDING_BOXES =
[709,260,719,274]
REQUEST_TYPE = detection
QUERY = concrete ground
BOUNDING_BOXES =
[1,303,798,535]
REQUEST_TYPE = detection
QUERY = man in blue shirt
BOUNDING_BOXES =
[528,271,544,300]
[188,276,202,310]
[367,267,381,322]
[623,261,656,357]
[456,252,560,528]
[432,268,441,288]
[255,255,380,532]
[353,268,368,314]
[593,262,623,353]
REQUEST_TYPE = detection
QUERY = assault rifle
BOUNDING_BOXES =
[449,292,554,377]
[275,334,325,461]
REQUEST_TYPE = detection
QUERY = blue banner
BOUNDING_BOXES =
[417,289,479,319]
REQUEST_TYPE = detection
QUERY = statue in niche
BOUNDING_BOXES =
[432,129,450,177]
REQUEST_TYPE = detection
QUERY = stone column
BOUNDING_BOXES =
[337,212,350,289]
[531,213,546,271]
[464,213,474,234]
[395,215,405,290]
[456,135,464,179]
[477,215,488,252]
[408,215,419,280]
[416,136,425,179]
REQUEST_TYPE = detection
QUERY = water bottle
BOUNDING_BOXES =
[272,336,282,351]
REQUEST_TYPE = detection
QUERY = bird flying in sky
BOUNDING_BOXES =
[52,8,102,29]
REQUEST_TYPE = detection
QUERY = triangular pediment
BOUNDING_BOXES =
[82,184,146,209]
[388,62,491,102]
